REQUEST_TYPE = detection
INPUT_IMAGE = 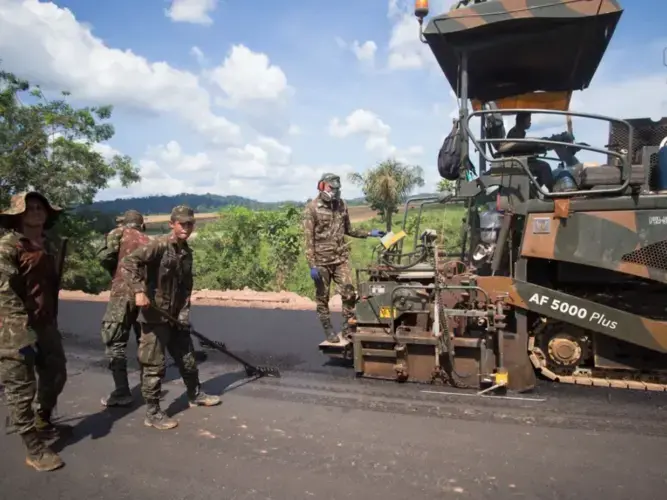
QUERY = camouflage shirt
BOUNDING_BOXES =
[303,194,368,267]
[120,233,193,325]
[111,227,151,298]
[97,226,125,276]
[0,230,61,351]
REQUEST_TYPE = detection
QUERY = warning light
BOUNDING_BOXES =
[415,0,429,19]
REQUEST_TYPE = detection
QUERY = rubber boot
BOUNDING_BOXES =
[101,367,133,407]
[22,429,64,472]
[143,401,178,430]
[35,408,72,440]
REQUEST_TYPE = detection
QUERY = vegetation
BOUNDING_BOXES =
[348,159,426,232]
[190,204,463,300]
[0,65,140,292]
[1,65,463,299]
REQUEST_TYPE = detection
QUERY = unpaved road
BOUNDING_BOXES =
[1,299,667,499]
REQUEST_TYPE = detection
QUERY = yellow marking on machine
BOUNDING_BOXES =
[380,230,406,249]
[379,306,397,319]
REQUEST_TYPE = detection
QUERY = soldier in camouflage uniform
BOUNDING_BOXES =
[0,191,68,472]
[303,173,385,343]
[120,205,220,430]
[96,210,150,407]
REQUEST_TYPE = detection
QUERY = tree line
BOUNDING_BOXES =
[1,64,446,297]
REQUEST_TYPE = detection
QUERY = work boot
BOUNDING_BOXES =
[143,401,178,430]
[35,408,72,440]
[325,327,340,343]
[101,369,133,407]
[101,388,133,407]
[188,390,221,408]
[21,430,64,472]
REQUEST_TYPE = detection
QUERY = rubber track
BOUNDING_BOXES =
[529,348,667,392]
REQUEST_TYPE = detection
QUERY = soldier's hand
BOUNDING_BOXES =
[18,343,38,358]
[310,267,320,281]
[369,229,386,237]
[135,292,150,308]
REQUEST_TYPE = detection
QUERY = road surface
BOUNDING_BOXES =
[0,300,666,499]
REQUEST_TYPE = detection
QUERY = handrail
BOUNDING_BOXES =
[464,108,635,199]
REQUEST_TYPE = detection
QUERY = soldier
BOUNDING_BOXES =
[0,191,68,472]
[303,173,385,343]
[97,210,150,407]
[120,205,220,431]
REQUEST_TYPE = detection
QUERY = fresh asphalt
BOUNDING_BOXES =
[0,299,665,499]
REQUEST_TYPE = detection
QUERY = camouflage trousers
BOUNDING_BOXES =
[137,322,200,403]
[0,325,67,435]
[313,261,357,337]
[100,296,141,393]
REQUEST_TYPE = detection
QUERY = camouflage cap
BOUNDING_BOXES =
[0,191,62,229]
[122,209,144,226]
[170,204,195,223]
[319,172,341,189]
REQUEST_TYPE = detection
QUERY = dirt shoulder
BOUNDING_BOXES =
[59,288,343,311]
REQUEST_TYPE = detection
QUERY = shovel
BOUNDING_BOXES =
[149,306,281,379]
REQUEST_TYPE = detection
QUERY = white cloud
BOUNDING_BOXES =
[99,137,358,203]
[329,109,391,138]
[0,0,241,146]
[328,109,423,162]
[335,37,378,65]
[165,0,218,26]
[208,45,291,107]
[288,124,301,136]
[386,0,458,71]
[190,46,208,66]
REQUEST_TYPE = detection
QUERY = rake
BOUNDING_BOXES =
[150,306,281,378]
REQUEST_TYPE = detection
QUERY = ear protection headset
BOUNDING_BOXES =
[317,180,327,191]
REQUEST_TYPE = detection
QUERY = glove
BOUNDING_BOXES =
[370,229,386,237]
[18,343,38,358]
[310,267,320,280]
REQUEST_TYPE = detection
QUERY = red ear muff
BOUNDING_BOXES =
[318,181,325,191]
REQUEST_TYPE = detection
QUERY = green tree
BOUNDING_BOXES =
[437,179,456,193]
[0,65,140,292]
[348,159,425,232]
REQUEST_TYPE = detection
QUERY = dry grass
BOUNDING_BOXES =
[144,212,220,224]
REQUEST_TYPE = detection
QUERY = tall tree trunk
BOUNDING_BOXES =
[384,206,393,232]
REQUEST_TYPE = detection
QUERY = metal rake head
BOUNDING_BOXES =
[245,364,281,378]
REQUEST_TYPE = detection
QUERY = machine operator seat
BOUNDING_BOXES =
[486,129,645,192]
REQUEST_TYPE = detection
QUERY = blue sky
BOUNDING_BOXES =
[0,0,665,202]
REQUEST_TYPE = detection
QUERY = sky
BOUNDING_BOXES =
[0,0,665,203]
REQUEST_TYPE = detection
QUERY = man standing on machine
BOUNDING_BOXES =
[303,173,385,344]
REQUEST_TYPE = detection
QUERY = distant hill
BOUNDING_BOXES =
[80,192,438,216]
[83,193,369,215]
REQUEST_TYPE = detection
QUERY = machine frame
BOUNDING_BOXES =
[319,0,667,394]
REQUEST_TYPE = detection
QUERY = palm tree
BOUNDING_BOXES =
[348,159,425,232]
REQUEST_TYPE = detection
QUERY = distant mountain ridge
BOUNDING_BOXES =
[84,193,369,215]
